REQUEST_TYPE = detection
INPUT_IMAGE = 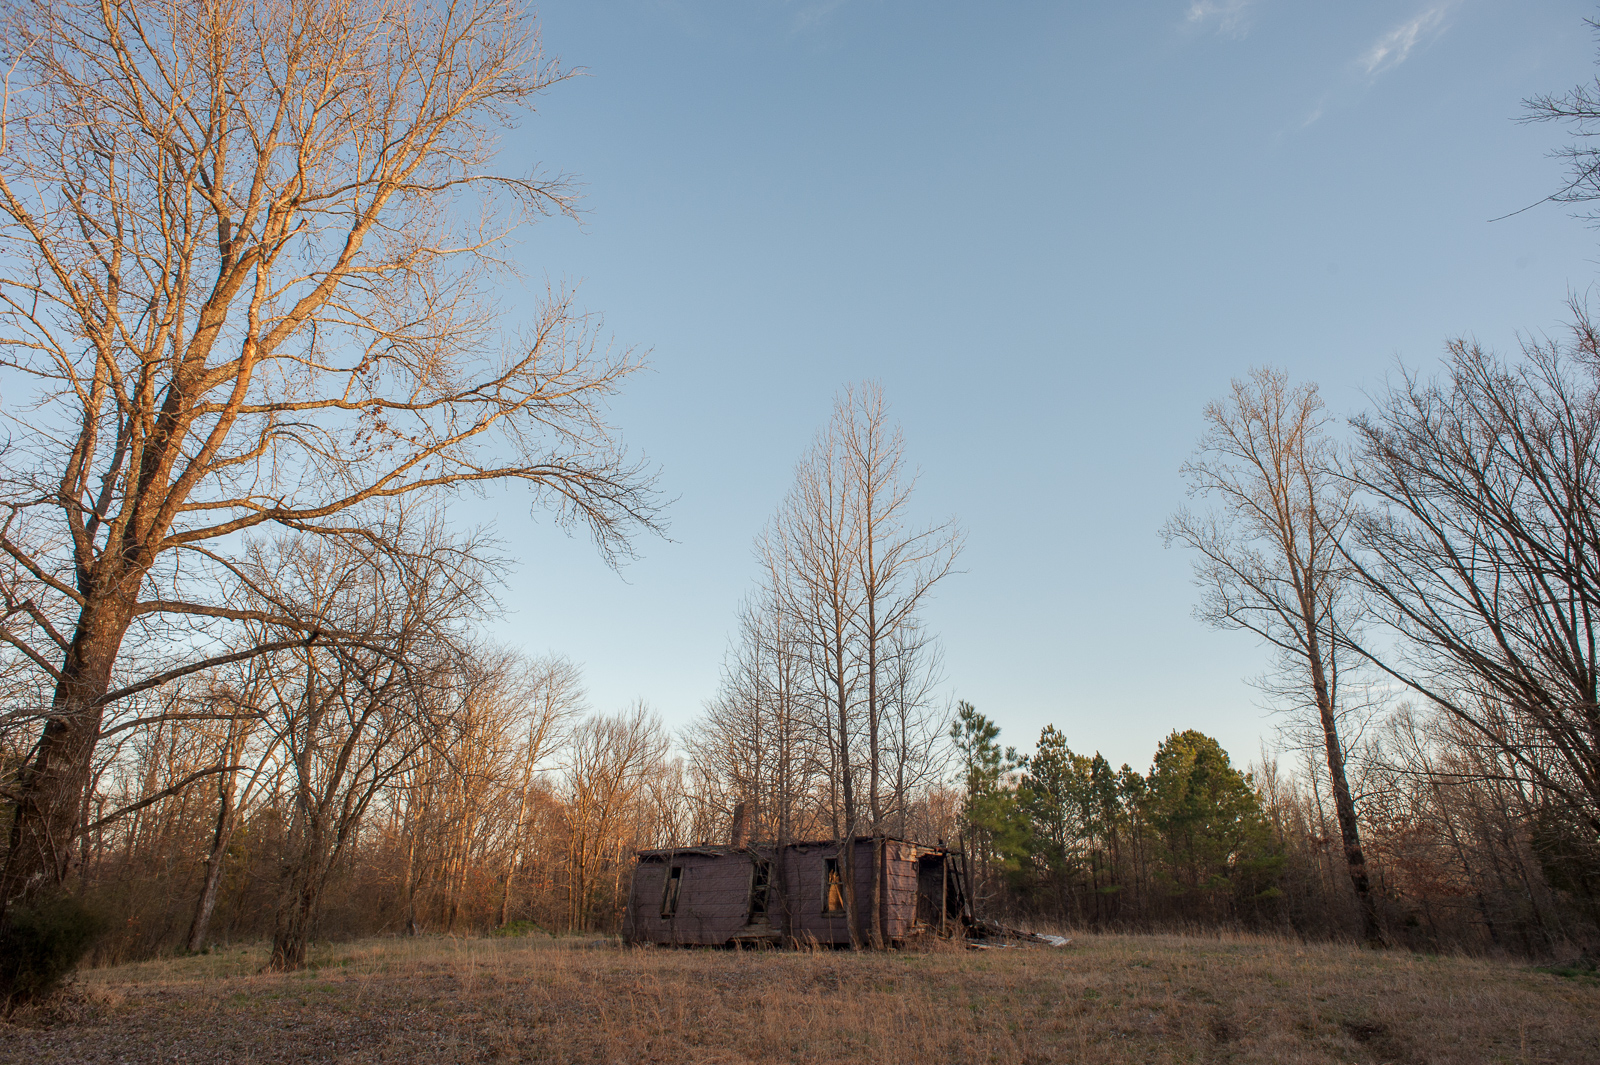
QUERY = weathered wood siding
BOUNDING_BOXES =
[623,839,951,946]
[624,851,756,946]
[776,840,923,945]
[782,843,855,945]
[883,840,918,938]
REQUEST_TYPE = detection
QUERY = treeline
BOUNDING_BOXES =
[951,704,1600,955]
[59,675,700,967]
[4,528,707,969]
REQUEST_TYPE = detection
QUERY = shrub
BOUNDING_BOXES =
[0,893,105,1009]
[490,920,550,938]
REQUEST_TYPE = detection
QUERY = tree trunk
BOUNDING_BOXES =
[270,872,323,972]
[498,856,519,928]
[1307,646,1382,946]
[774,825,792,946]
[271,826,330,972]
[186,786,237,952]
[501,774,534,926]
[403,810,425,936]
[866,573,883,949]
[1,599,135,910]
[835,684,861,950]
[187,836,231,953]
[874,836,887,947]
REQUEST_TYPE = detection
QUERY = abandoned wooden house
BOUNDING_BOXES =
[621,836,973,947]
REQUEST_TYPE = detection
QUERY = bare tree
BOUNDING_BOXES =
[248,515,489,970]
[429,646,526,932]
[500,652,584,926]
[561,703,668,931]
[689,601,777,842]
[689,580,822,840]
[1164,367,1382,945]
[686,563,830,941]
[880,619,950,840]
[0,0,658,911]
[1347,330,1600,846]
[776,411,866,947]
[185,674,286,952]
[835,382,961,945]
[692,383,959,948]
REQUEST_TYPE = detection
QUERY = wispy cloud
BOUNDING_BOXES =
[1185,0,1261,38]
[1361,2,1457,76]
[1300,95,1328,129]
[789,0,850,30]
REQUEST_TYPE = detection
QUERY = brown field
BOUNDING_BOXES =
[2,932,1597,1064]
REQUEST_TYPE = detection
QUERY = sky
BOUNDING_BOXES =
[455,0,1600,774]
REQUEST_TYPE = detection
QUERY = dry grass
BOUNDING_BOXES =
[2,931,1596,1063]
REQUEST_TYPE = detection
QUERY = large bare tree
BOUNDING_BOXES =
[776,406,867,946]
[1347,330,1600,846]
[835,382,960,945]
[1164,367,1382,945]
[0,0,657,909]
[700,382,959,948]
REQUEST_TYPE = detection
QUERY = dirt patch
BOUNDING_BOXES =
[1344,1020,1388,1043]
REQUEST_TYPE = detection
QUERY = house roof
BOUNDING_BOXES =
[633,836,953,859]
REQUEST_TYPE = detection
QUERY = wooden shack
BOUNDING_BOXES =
[622,837,972,947]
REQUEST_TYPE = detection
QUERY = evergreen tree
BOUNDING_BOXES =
[1139,730,1282,916]
[950,702,1030,910]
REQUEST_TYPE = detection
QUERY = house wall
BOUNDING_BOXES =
[780,840,923,944]
[624,851,756,946]
[884,840,921,936]
[623,840,944,947]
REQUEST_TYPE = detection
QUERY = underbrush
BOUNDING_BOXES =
[0,894,104,1012]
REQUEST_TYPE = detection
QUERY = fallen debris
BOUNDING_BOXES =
[965,920,1072,948]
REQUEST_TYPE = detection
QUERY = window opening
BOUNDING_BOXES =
[749,858,772,919]
[661,866,684,918]
[823,856,845,915]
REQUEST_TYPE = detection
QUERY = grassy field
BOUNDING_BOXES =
[2,931,1597,1064]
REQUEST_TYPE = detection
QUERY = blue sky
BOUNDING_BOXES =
[463,0,1600,772]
